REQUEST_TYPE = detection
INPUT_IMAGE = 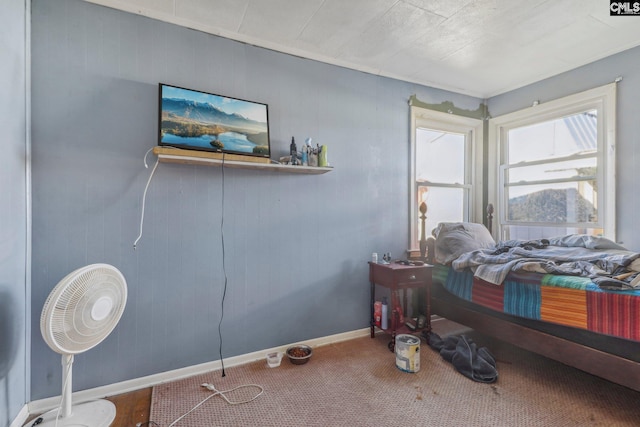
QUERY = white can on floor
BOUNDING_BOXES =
[395,334,420,373]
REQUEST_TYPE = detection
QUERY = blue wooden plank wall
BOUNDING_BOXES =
[29,0,481,399]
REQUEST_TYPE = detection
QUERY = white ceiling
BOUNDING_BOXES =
[86,0,640,98]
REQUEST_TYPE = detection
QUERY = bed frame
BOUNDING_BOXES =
[420,204,640,392]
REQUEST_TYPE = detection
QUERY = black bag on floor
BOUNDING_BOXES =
[425,332,498,383]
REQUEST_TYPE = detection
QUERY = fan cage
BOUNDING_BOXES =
[41,264,127,355]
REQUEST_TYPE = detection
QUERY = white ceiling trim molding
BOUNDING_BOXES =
[81,1,640,99]
[82,0,467,96]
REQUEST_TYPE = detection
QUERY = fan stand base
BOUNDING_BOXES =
[25,400,116,427]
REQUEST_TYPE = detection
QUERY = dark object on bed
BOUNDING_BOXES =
[423,225,640,392]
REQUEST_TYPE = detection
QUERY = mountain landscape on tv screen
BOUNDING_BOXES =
[161,98,269,153]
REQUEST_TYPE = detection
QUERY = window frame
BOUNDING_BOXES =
[487,83,617,240]
[409,106,484,250]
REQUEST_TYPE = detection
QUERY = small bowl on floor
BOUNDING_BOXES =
[286,344,313,365]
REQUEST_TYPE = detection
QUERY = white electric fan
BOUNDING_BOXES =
[31,264,127,427]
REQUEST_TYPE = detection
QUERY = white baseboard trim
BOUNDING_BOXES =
[10,404,29,427]
[27,327,373,416]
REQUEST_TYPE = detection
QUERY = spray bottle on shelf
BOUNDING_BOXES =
[303,138,312,166]
[381,297,388,330]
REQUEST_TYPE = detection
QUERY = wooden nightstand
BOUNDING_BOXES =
[368,261,433,351]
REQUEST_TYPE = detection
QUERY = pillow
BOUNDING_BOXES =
[432,222,496,264]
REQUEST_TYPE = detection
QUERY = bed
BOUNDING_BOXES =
[423,221,640,392]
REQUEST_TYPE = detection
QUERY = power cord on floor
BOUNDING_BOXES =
[134,155,265,427]
[139,382,264,427]
[168,383,264,426]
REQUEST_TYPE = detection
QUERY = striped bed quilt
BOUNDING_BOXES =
[433,264,640,342]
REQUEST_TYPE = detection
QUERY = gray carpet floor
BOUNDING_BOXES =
[150,319,640,426]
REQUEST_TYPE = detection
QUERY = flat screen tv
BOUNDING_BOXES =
[158,83,270,159]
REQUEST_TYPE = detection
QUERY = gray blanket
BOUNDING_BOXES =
[451,235,640,285]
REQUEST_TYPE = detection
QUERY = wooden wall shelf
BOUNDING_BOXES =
[153,147,333,174]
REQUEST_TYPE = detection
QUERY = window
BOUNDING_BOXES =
[409,107,483,250]
[488,84,616,241]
